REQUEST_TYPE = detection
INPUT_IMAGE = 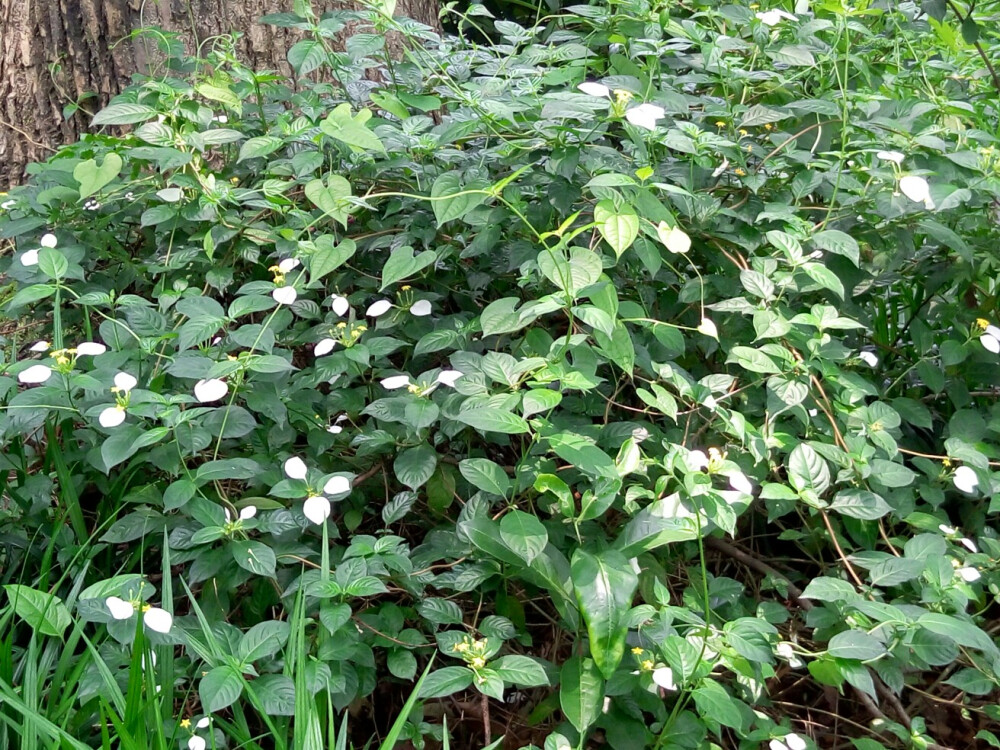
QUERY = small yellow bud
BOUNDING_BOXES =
[641,659,654,671]
[400,285,412,291]
[739,129,748,136]
[180,719,191,729]
[976,318,990,330]
[631,646,644,655]
[715,121,725,128]
[734,167,746,176]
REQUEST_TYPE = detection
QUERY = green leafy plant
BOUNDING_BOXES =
[2,0,1000,748]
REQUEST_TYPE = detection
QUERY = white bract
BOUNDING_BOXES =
[953,465,978,493]
[40,233,58,248]
[20,248,39,266]
[194,378,228,403]
[899,175,933,207]
[876,150,905,165]
[578,81,610,98]
[315,338,337,356]
[436,370,463,387]
[330,294,350,316]
[858,350,878,367]
[114,372,138,392]
[756,8,797,25]
[687,450,708,470]
[142,607,173,633]
[29,340,50,352]
[278,257,300,273]
[938,524,957,535]
[76,341,107,356]
[196,717,211,729]
[711,158,729,178]
[0,199,14,209]
[381,375,412,390]
[729,472,753,495]
[327,414,348,434]
[105,596,135,619]
[410,299,432,317]
[697,318,718,339]
[960,537,977,553]
[980,324,1000,353]
[99,406,127,428]
[625,103,665,131]
[657,222,691,254]
[188,738,206,750]
[958,566,981,582]
[272,286,298,305]
[652,667,676,690]
[324,475,351,495]
[226,506,257,522]
[284,456,308,480]
[18,364,53,384]
[303,495,332,524]
[158,188,183,203]
[367,299,392,317]
[770,734,807,750]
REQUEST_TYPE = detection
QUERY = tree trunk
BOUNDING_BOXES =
[0,0,441,189]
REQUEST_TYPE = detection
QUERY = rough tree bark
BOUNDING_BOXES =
[0,0,441,189]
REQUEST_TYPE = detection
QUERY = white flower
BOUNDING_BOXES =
[105,596,135,620]
[729,472,753,494]
[330,295,350,317]
[711,158,729,178]
[367,299,393,317]
[272,286,298,305]
[657,222,691,254]
[188,737,207,750]
[315,338,338,357]
[960,537,978,553]
[980,325,1000,353]
[76,342,107,356]
[114,372,138,393]
[303,495,332,525]
[142,607,173,633]
[858,350,878,367]
[697,318,718,339]
[877,151,905,165]
[953,465,979,493]
[957,566,981,583]
[625,103,665,131]
[756,8,797,25]
[381,374,412,390]
[29,340,51,352]
[578,81,611,98]
[324,475,351,495]
[194,378,228,403]
[20,249,39,266]
[99,406,127,428]
[410,299,432,317]
[278,257,300,273]
[652,667,676,690]
[196,717,211,729]
[938,524,957,535]
[40,233,58,248]
[18,364,53,384]
[284,456,308,480]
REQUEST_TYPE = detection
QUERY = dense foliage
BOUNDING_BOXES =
[2,1,1000,748]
